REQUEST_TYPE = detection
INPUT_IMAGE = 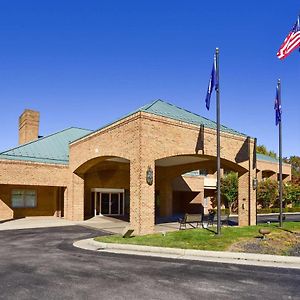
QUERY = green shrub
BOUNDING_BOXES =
[257,207,300,214]
[257,179,278,208]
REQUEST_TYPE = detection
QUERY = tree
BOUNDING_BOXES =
[283,182,300,207]
[268,150,277,159]
[256,145,268,155]
[257,179,278,208]
[256,144,277,158]
[284,156,300,183]
[257,180,300,209]
[220,172,238,213]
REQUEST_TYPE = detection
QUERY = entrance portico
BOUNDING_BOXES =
[68,100,257,235]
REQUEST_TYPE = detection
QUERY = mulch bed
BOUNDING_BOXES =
[228,231,300,256]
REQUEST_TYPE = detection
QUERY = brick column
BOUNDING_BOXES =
[57,187,65,218]
[238,172,250,226]
[66,173,85,221]
[130,159,155,235]
[160,181,173,217]
[63,187,68,219]
[238,137,256,226]
[54,187,60,217]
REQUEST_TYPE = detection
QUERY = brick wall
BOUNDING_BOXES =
[257,159,291,181]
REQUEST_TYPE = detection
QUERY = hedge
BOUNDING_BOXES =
[257,207,300,214]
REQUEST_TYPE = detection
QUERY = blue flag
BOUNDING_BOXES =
[205,55,218,110]
[274,83,282,126]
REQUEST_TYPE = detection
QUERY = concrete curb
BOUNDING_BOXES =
[73,238,300,269]
[257,212,300,216]
[229,212,300,217]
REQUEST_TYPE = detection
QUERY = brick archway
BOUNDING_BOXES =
[154,153,255,226]
[66,156,130,221]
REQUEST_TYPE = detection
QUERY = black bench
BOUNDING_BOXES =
[221,213,230,225]
[178,213,202,230]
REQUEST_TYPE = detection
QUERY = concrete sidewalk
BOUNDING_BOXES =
[74,238,300,270]
[77,216,128,234]
[0,216,76,230]
[0,216,129,233]
[0,216,182,234]
[80,216,181,234]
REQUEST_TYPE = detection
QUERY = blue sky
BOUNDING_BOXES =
[0,1,299,157]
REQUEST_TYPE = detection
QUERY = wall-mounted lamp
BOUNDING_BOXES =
[253,178,258,190]
[146,166,153,186]
[242,198,246,210]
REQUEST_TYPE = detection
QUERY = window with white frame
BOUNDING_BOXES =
[11,190,37,208]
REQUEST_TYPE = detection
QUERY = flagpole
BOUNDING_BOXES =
[278,79,283,227]
[216,47,221,235]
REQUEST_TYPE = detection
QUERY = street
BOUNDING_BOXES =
[226,213,300,226]
[0,226,299,300]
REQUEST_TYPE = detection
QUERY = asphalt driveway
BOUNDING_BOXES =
[0,226,300,300]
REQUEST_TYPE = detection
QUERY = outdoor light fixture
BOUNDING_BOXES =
[252,178,258,190]
[146,166,153,185]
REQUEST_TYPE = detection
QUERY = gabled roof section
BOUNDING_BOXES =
[0,127,93,165]
[138,100,247,136]
[74,99,247,144]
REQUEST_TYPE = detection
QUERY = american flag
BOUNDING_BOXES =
[277,16,300,60]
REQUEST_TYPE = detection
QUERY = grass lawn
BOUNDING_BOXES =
[94,222,300,253]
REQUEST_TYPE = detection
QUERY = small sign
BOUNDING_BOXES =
[122,229,134,238]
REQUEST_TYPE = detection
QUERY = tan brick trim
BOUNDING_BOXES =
[0,159,68,169]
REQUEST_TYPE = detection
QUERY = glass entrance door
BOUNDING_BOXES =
[110,193,119,215]
[101,193,110,215]
[92,189,124,216]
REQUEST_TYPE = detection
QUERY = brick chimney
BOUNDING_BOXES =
[19,109,40,145]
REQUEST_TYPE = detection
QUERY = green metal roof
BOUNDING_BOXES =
[0,100,248,165]
[139,100,246,136]
[0,127,93,165]
[87,99,247,140]
[256,153,290,166]
[256,153,279,163]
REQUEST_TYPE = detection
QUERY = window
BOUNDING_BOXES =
[183,170,200,177]
[11,190,37,208]
[199,169,208,176]
[183,169,208,177]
